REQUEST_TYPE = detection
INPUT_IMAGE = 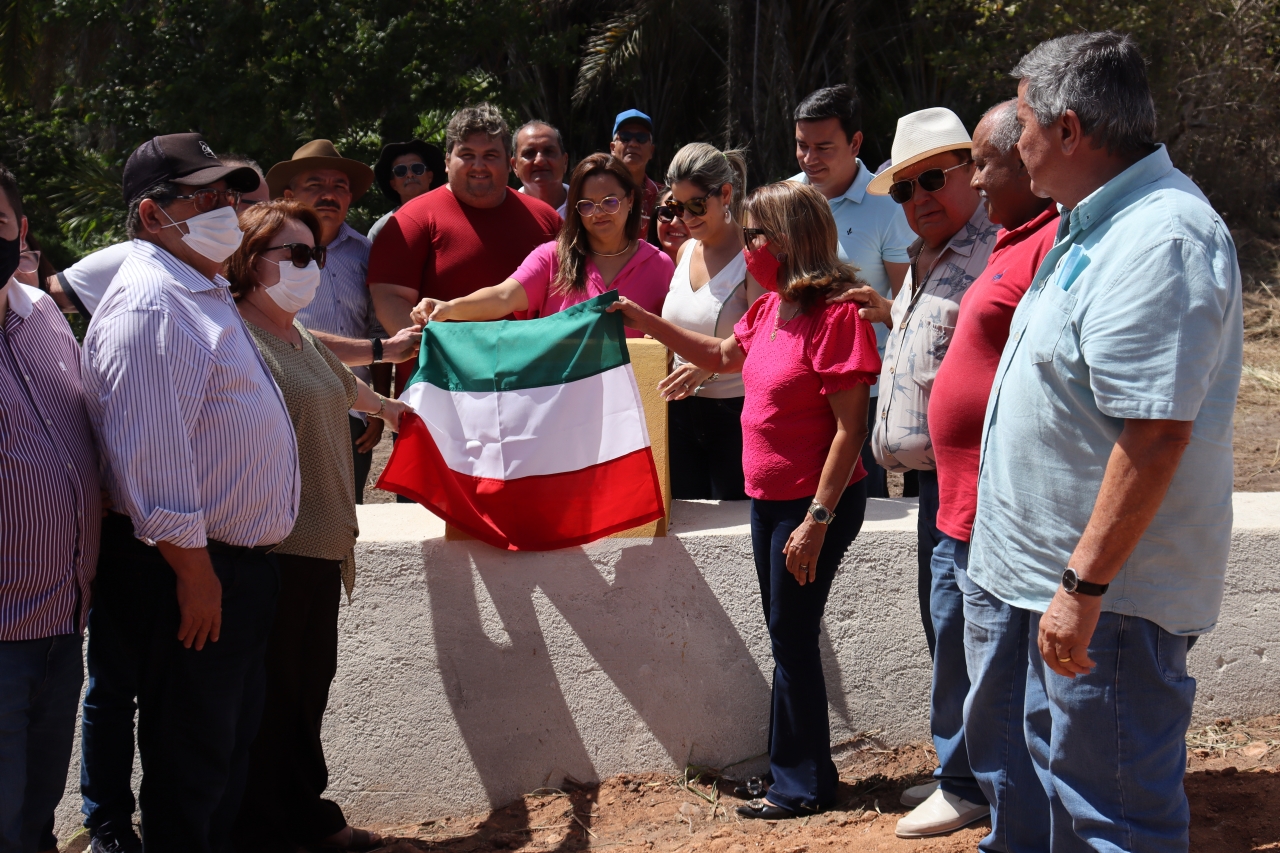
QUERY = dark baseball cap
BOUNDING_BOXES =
[122,133,261,206]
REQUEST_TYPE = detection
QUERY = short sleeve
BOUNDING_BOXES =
[733,293,774,355]
[808,302,883,394]
[881,203,915,265]
[511,242,559,318]
[1080,237,1237,421]
[366,210,428,292]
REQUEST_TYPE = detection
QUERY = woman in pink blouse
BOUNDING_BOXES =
[408,153,671,331]
[610,181,881,821]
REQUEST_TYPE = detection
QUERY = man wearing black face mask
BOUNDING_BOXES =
[79,133,300,853]
[0,164,102,853]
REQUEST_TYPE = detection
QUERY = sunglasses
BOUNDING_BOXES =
[174,188,242,212]
[575,196,623,217]
[392,162,428,179]
[741,227,771,246]
[655,190,717,222]
[264,243,327,269]
[888,161,973,205]
[616,130,652,145]
[16,249,40,275]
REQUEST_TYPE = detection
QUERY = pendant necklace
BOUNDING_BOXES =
[771,300,800,341]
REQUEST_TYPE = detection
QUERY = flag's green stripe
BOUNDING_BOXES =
[406,290,631,392]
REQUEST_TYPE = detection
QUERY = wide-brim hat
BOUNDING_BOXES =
[266,139,375,200]
[866,108,973,196]
[373,140,447,204]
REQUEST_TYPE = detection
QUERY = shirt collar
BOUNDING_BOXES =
[1063,144,1172,238]
[993,206,1059,251]
[791,159,872,206]
[130,238,228,294]
[4,278,38,318]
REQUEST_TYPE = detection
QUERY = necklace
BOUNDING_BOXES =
[592,240,633,258]
[771,300,800,341]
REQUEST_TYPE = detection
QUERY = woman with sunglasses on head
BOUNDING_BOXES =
[656,143,765,501]
[654,186,690,263]
[408,152,672,331]
[608,181,880,821]
[226,199,407,853]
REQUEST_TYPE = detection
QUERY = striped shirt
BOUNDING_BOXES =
[83,240,299,549]
[295,222,384,388]
[0,281,101,641]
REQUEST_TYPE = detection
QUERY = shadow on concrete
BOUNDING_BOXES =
[865,497,914,522]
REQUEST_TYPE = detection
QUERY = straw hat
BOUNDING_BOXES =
[866,108,972,196]
[266,139,375,200]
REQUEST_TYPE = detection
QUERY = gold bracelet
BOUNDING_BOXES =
[373,395,387,419]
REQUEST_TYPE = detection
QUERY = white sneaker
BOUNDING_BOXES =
[899,779,940,808]
[894,788,990,838]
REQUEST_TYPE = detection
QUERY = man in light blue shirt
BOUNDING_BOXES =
[966,32,1242,851]
[790,84,915,498]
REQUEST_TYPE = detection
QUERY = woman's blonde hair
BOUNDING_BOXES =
[665,142,749,219]
[742,181,862,313]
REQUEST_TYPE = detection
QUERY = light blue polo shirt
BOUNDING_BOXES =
[790,160,915,395]
[969,145,1243,636]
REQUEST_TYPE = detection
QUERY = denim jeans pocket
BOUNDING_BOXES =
[1156,629,1191,684]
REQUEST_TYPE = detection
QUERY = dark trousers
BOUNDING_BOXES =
[235,555,347,851]
[749,479,867,812]
[861,397,888,499]
[0,634,83,853]
[669,395,747,500]
[349,415,373,504]
[916,470,942,656]
[81,513,279,853]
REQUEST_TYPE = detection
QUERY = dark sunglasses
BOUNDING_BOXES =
[174,188,242,212]
[264,243,327,270]
[741,227,771,246]
[616,130,652,145]
[655,190,716,222]
[392,162,428,179]
[576,196,623,217]
[888,161,973,205]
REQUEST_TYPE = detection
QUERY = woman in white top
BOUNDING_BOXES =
[656,143,765,500]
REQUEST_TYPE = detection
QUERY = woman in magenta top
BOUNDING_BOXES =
[610,181,880,820]
[408,152,671,331]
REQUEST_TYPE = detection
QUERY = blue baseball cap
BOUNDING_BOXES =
[612,110,654,138]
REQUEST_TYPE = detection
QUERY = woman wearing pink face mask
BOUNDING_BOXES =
[609,180,880,821]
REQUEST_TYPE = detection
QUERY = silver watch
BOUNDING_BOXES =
[807,501,834,525]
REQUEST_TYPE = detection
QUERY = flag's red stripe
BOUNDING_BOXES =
[376,413,665,551]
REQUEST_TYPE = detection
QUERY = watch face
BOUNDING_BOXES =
[811,506,831,523]
[1062,569,1078,592]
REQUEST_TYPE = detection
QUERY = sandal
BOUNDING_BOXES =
[316,827,383,851]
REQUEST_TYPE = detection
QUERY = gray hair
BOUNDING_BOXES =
[514,121,566,156]
[665,143,749,218]
[446,103,512,157]
[1011,31,1156,157]
[125,181,180,239]
[981,100,1022,155]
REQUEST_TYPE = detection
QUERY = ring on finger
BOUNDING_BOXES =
[1057,655,1072,662]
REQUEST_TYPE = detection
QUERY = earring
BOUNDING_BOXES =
[724,206,731,223]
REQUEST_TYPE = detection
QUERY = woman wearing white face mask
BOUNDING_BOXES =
[225,200,406,853]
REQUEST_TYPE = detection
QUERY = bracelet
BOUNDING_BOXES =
[372,395,387,419]
[370,337,384,364]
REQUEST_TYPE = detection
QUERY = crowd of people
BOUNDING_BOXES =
[0,28,1243,853]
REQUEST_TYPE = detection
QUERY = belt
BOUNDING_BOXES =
[205,539,280,557]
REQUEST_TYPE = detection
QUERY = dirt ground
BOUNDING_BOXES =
[360,716,1280,853]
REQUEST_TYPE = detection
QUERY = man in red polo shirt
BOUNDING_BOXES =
[911,99,1059,846]
[367,103,562,390]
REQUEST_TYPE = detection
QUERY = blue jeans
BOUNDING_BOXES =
[916,470,942,655]
[959,563,1048,852]
[749,479,867,812]
[928,535,984,804]
[1025,611,1196,852]
[0,634,84,853]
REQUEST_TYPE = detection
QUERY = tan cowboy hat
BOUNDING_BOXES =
[266,139,375,200]
[866,108,973,196]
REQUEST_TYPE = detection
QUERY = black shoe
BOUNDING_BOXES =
[731,775,770,799]
[736,799,803,820]
[90,825,143,853]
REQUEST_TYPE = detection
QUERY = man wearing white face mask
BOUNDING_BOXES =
[80,133,301,853]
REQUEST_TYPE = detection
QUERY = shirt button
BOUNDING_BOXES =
[889,367,895,374]
[44,419,52,426]
[22,374,30,381]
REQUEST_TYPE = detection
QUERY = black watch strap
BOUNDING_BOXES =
[370,337,384,364]
[1062,568,1109,597]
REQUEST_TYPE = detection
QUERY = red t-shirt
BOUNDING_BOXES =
[930,207,1059,542]
[366,185,562,386]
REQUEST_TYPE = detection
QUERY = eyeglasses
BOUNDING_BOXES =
[575,196,623,217]
[616,130,652,145]
[888,161,973,205]
[741,227,771,247]
[655,191,717,222]
[264,243,327,269]
[392,162,428,179]
[174,188,242,212]
[16,250,40,275]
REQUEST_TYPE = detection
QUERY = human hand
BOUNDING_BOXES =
[410,298,452,326]
[1038,586,1102,677]
[828,286,893,326]
[658,363,713,401]
[782,516,827,586]
[174,560,222,650]
[355,416,385,453]
[382,325,423,363]
[604,295,652,332]
[379,397,410,433]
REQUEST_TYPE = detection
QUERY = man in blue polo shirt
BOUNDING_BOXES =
[790,85,915,497]
[969,31,1243,851]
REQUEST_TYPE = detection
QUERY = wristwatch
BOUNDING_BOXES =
[1061,568,1109,597]
[807,500,834,525]
[370,337,384,364]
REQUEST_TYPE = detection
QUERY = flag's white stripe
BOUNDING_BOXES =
[402,363,651,482]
